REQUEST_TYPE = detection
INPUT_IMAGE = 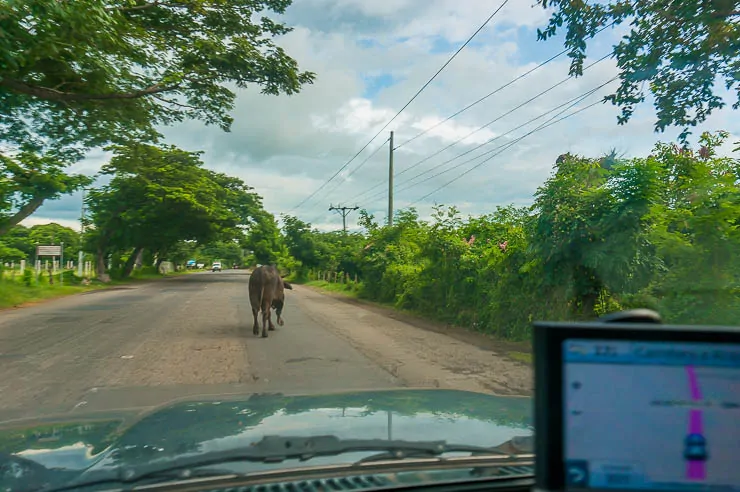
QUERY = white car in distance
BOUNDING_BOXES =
[211,262,222,272]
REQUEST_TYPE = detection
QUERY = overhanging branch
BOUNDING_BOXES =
[107,1,189,12]
[0,78,179,102]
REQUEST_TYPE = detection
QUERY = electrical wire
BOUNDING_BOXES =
[288,0,512,213]
[397,52,611,176]
[393,22,616,151]
[354,54,613,202]
[300,137,389,217]
[359,76,619,203]
[409,95,608,206]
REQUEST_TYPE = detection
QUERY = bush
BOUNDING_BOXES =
[281,132,740,342]
[22,269,33,287]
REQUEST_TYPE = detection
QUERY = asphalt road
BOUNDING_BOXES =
[0,271,400,422]
[0,270,532,423]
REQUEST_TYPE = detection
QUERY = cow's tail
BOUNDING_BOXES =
[259,284,265,313]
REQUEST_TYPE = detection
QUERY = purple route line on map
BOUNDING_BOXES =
[685,365,706,481]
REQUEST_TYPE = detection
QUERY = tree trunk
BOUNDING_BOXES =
[0,196,46,237]
[134,248,144,269]
[96,248,111,283]
[122,247,143,278]
[155,256,164,274]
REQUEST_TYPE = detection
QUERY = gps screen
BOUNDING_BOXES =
[563,339,740,491]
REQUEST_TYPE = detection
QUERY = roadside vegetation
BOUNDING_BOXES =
[282,132,740,342]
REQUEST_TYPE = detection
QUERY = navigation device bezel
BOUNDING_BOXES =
[532,320,740,492]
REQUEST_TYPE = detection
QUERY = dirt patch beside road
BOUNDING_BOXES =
[292,284,533,397]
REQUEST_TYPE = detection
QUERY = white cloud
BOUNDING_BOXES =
[21,216,81,231]
[30,0,740,233]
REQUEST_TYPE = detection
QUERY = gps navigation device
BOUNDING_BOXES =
[533,316,740,492]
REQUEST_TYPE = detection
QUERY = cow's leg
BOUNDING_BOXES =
[261,302,270,338]
[264,304,276,337]
[252,307,259,335]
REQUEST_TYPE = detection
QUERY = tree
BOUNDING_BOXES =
[641,131,740,323]
[0,151,91,236]
[28,223,82,260]
[0,0,316,156]
[532,152,662,318]
[245,212,285,266]
[0,225,34,259]
[281,215,319,271]
[0,0,314,230]
[85,143,264,280]
[200,240,244,266]
[536,0,740,139]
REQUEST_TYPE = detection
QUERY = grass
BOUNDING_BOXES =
[507,351,533,364]
[0,268,202,310]
[0,281,100,309]
[303,279,360,297]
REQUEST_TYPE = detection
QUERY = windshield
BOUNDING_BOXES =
[0,0,737,491]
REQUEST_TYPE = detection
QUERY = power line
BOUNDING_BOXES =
[409,96,608,206]
[289,0,511,212]
[354,53,612,202]
[393,23,615,151]
[353,86,607,208]
[362,76,619,201]
[397,53,611,175]
[301,137,389,216]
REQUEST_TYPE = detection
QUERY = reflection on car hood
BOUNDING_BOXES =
[0,389,532,485]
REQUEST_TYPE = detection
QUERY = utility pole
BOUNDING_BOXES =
[78,188,86,277]
[329,204,359,233]
[388,130,394,226]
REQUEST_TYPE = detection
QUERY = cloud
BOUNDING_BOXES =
[26,0,740,233]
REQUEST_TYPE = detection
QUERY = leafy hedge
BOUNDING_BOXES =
[285,131,740,341]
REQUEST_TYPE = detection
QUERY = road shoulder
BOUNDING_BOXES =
[292,283,533,397]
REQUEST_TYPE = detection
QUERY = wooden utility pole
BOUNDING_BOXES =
[329,204,359,233]
[78,188,85,277]
[388,130,394,226]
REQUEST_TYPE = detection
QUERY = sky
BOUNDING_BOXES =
[24,0,740,233]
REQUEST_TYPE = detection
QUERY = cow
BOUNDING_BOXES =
[248,264,293,338]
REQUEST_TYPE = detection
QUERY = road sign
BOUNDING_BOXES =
[37,245,62,256]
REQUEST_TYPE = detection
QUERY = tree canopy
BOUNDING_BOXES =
[0,151,91,236]
[535,0,740,139]
[0,0,313,237]
[0,222,82,263]
[0,0,316,157]
[83,143,265,279]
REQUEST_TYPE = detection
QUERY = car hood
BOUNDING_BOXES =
[0,389,532,490]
